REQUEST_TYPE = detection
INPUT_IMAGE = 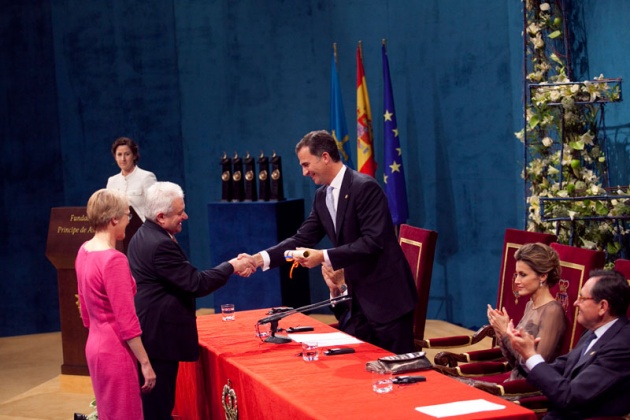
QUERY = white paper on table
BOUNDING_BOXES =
[415,399,506,418]
[288,332,363,347]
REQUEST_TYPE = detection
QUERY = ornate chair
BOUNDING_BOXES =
[432,242,605,411]
[419,228,556,363]
[613,259,630,317]
[398,224,438,347]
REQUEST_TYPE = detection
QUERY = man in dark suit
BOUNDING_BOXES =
[253,130,417,354]
[506,269,630,419]
[127,181,256,420]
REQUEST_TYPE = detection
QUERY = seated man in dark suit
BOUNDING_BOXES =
[506,269,630,420]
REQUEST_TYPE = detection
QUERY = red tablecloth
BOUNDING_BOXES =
[173,309,536,420]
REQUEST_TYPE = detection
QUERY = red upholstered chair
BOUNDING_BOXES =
[398,224,438,347]
[433,243,605,408]
[613,259,630,317]
[420,228,556,364]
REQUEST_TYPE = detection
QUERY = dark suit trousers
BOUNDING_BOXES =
[139,359,179,420]
[344,299,415,354]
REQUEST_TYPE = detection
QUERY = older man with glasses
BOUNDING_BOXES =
[506,269,630,419]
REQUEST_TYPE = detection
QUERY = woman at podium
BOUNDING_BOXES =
[75,189,156,419]
[106,137,157,222]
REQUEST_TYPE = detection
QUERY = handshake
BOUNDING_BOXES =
[228,253,261,277]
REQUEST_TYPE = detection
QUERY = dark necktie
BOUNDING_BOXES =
[580,332,597,358]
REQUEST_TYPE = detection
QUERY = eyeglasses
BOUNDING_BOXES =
[124,212,132,221]
[576,295,595,303]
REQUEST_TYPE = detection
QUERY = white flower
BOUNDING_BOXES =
[527,22,541,35]
[542,137,553,147]
[532,33,545,49]
[540,2,550,11]
[549,90,561,102]
[579,131,595,146]
[568,210,576,220]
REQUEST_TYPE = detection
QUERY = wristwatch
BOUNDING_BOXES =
[339,284,348,294]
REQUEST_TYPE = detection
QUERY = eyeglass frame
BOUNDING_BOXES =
[576,294,596,303]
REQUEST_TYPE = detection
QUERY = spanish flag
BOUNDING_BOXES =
[356,42,376,177]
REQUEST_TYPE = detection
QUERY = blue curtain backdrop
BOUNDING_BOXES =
[2,0,629,336]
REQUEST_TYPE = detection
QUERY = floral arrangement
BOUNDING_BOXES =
[517,0,629,261]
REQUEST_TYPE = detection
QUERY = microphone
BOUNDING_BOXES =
[256,295,351,344]
[257,295,351,324]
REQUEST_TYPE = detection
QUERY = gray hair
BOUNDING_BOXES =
[144,181,184,222]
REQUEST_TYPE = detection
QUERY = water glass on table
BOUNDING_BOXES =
[301,341,319,362]
[372,369,393,394]
[221,304,235,321]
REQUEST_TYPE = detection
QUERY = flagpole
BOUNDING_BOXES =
[358,40,363,61]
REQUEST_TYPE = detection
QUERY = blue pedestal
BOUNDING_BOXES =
[201,199,311,313]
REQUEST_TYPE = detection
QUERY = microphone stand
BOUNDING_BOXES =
[256,295,351,344]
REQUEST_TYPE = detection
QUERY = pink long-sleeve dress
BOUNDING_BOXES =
[75,245,143,420]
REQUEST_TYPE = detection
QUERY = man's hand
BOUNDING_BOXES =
[505,320,540,360]
[229,253,257,277]
[292,248,324,268]
[321,264,345,297]
[252,253,264,268]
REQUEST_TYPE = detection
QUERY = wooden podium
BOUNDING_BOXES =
[45,206,142,375]
[45,207,92,375]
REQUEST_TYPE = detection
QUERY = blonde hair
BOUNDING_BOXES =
[87,189,129,231]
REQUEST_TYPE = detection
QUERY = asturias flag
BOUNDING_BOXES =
[356,43,376,177]
[382,42,409,225]
[330,46,353,168]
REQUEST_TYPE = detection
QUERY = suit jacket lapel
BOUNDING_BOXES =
[335,169,352,238]
[317,185,336,242]
[571,331,596,372]
[570,318,627,374]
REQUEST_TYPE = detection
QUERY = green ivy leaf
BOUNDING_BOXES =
[569,140,585,150]
[548,30,562,39]
[595,201,608,216]
[607,241,621,255]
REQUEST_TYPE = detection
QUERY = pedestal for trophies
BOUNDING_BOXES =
[204,199,310,312]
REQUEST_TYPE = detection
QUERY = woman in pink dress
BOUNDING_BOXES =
[75,189,156,419]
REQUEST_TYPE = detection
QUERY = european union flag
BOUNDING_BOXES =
[330,46,353,168]
[382,42,409,225]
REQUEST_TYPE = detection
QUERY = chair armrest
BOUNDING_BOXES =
[460,378,542,399]
[421,324,496,349]
[434,347,504,367]
[433,360,510,376]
